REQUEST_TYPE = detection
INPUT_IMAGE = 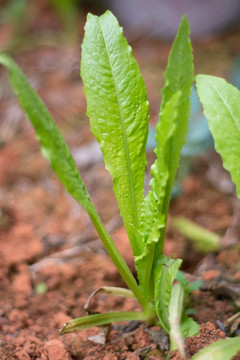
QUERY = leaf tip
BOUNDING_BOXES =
[179,14,191,35]
[0,53,11,68]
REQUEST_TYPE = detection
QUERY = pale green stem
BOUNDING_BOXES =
[84,286,135,313]
[89,211,149,310]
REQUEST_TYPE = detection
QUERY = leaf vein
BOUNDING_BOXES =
[98,18,139,229]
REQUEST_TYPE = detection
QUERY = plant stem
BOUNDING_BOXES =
[89,211,148,310]
[84,286,136,313]
[147,189,171,296]
[157,190,172,256]
[142,245,155,301]
[165,350,172,360]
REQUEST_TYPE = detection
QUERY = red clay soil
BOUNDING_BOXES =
[1,2,240,359]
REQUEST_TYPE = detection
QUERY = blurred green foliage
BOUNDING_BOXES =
[1,0,28,24]
[0,0,85,50]
[50,0,78,38]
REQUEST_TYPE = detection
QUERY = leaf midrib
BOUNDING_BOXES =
[98,18,139,230]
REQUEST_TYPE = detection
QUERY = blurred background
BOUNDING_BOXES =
[1,0,240,46]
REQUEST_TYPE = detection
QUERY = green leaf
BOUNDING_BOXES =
[196,75,240,197]
[191,337,240,360]
[160,15,193,204]
[60,311,145,334]
[169,284,185,357]
[154,256,182,333]
[81,11,149,257]
[144,14,194,237]
[180,312,199,338]
[136,92,180,297]
[0,53,94,214]
[140,92,180,243]
[137,16,193,297]
[176,271,189,290]
[0,53,147,309]
[188,280,203,292]
[172,275,200,339]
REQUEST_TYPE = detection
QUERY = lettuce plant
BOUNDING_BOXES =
[0,11,199,355]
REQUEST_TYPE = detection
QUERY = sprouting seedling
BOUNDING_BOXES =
[176,270,202,317]
[0,10,199,357]
[176,271,202,296]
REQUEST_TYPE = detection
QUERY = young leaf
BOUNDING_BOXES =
[191,337,240,360]
[154,255,182,332]
[60,311,145,334]
[0,53,147,309]
[159,15,193,209]
[140,91,181,245]
[137,15,193,297]
[169,284,185,357]
[180,312,199,338]
[196,75,240,197]
[81,11,149,257]
[188,281,203,292]
[136,92,180,298]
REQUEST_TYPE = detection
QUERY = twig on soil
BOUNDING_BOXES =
[205,161,235,195]
[97,323,144,351]
[224,312,240,335]
[134,345,152,356]
[184,270,240,307]
[221,197,240,248]
[201,279,240,307]
[29,215,122,272]
[29,239,101,272]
